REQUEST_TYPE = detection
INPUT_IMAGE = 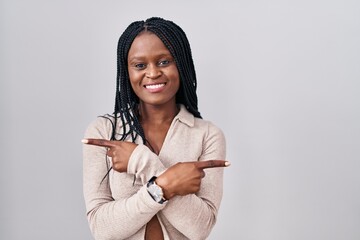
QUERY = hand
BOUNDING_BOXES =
[82,138,137,172]
[156,160,230,200]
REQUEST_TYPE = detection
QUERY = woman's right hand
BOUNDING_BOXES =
[82,138,137,173]
[155,160,230,200]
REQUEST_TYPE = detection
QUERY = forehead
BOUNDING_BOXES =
[128,32,171,59]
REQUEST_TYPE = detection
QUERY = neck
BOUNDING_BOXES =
[138,103,179,125]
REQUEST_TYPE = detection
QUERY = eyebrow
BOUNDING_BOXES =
[128,53,173,62]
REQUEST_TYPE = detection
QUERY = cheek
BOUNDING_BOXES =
[174,73,180,91]
[169,67,180,87]
[128,70,141,86]
[174,78,180,91]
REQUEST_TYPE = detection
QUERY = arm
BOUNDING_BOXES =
[83,117,166,240]
[159,123,226,239]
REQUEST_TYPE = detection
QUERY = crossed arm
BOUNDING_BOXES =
[83,118,228,239]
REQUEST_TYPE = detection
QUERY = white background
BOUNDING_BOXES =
[1,0,359,239]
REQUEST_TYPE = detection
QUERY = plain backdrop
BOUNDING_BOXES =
[1,0,359,239]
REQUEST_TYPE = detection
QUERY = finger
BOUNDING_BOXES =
[196,160,231,169]
[107,149,114,157]
[82,138,116,148]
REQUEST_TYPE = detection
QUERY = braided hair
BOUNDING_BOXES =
[105,17,201,144]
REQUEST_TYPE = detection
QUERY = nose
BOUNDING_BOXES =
[145,64,161,79]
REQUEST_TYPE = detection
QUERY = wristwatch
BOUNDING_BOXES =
[147,176,167,204]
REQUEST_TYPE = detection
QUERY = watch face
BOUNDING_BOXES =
[148,184,163,202]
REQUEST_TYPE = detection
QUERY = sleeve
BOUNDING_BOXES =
[127,144,167,185]
[83,117,166,240]
[160,122,226,240]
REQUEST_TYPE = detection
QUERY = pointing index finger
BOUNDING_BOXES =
[196,160,231,169]
[82,138,116,148]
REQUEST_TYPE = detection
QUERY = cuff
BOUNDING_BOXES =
[127,144,166,185]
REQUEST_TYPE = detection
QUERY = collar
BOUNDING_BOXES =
[174,104,195,127]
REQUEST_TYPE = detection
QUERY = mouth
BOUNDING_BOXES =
[144,83,166,90]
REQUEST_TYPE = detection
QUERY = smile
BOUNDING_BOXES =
[144,83,166,89]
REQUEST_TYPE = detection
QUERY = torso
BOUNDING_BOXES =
[100,104,222,239]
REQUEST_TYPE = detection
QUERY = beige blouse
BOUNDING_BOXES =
[83,105,226,240]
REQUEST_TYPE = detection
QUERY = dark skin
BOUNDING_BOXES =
[83,32,230,239]
[137,102,179,155]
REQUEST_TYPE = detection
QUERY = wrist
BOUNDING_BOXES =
[155,175,174,200]
[147,176,167,204]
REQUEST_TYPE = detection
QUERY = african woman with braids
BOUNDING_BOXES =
[82,17,230,240]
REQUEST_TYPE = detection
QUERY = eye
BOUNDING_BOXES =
[134,63,146,70]
[158,60,171,66]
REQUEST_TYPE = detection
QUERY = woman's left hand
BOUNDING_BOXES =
[82,138,137,172]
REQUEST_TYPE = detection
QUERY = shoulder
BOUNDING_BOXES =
[84,114,118,140]
[194,117,226,141]
[177,105,225,139]
[193,118,226,160]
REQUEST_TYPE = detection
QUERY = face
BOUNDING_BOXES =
[127,32,180,108]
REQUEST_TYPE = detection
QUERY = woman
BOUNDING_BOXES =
[82,17,230,240]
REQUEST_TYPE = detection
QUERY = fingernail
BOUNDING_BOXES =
[225,161,231,167]
[81,139,89,144]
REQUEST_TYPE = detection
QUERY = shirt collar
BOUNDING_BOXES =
[174,104,195,127]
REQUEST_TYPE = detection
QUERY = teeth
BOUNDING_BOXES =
[145,83,165,89]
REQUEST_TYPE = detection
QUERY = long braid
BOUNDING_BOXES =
[110,22,145,143]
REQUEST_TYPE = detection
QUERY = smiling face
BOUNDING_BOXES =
[127,32,180,108]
